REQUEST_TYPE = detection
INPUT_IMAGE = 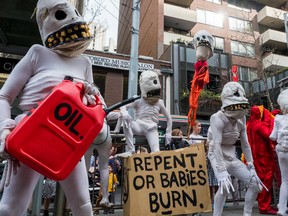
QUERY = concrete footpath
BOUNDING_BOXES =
[96,202,278,216]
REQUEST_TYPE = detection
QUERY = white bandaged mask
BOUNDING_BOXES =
[139,70,161,105]
[221,82,250,119]
[36,0,93,57]
[193,30,214,61]
[224,110,248,119]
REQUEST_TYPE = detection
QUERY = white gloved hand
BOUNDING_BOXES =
[165,133,172,145]
[0,129,11,159]
[82,82,98,106]
[120,107,132,128]
[247,162,267,192]
[0,129,20,192]
[217,170,235,194]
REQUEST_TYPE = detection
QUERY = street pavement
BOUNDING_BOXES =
[95,202,278,216]
[37,201,278,215]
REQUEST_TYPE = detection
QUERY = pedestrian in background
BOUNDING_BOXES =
[42,177,56,216]
[189,121,204,145]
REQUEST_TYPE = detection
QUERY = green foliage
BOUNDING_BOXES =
[180,88,190,101]
[199,89,221,100]
[180,88,220,101]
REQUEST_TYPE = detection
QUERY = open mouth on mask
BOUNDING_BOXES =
[198,40,212,49]
[45,22,92,48]
[147,89,161,98]
[224,103,250,111]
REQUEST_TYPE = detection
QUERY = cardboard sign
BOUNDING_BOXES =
[123,143,212,216]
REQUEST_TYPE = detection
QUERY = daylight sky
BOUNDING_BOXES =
[84,0,120,46]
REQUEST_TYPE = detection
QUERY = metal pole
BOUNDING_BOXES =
[127,0,140,100]
[284,13,288,50]
[53,182,66,216]
[31,176,44,216]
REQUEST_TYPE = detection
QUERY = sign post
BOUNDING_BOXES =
[284,13,288,50]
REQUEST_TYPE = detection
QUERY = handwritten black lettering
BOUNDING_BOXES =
[133,175,155,190]
[149,189,197,212]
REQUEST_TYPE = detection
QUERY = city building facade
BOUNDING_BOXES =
[118,0,288,115]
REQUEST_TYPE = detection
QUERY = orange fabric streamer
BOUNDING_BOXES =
[188,61,209,130]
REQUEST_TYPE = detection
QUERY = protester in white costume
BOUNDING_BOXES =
[114,70,172,158]
[0,0,113,215]
[270,89,288,216]
[207,82,262,216]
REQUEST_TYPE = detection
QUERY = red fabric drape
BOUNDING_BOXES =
[187,61,209,130]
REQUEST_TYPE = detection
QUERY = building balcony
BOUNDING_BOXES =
[251,0,287,8]
[163,31,192,45]
[257,6,285,30]
[164,0,194,8]
[164,3,196,32]
[262,53,288,71]
[260,29,287,51]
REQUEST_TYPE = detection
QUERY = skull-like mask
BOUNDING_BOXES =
[36,0,93,57]
[139,70,161,105]
[193,30,214,61]
[277,89,288,114]
[221,82,250,119]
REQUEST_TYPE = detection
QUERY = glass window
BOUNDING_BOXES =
[246,44,255,57]
[259,80,265,92]
[252,80,259,93]
[239,66,249,81]
[272,76,276,89]
[214,36,224,51]
[267,77,272,90]
[229,17,252,34]
[227,0,250,12]
[238,66,258,82]
[243,82,250,95]
[231,40,255,58]
[278,72,284,81]
[197,9,206,24]
[93,72,106,96]
[249,68,258,81]
[197,9,223,28]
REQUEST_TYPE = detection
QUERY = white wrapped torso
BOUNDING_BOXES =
[134,98,162,124]
[208,111,252,172]
[0,44,93,131]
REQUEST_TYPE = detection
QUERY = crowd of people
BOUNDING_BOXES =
[3,82,283,216]
[27,100,284,215]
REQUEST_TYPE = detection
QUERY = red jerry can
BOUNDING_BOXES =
[6,79,105,181]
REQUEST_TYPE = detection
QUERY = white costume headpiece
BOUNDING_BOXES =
[220,82,250,119]
[36,0,93,57]
[139,70,161,104]
[193,30,214,60]
[277,89,288,114]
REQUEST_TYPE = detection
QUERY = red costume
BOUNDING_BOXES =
[246,105,278,214]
